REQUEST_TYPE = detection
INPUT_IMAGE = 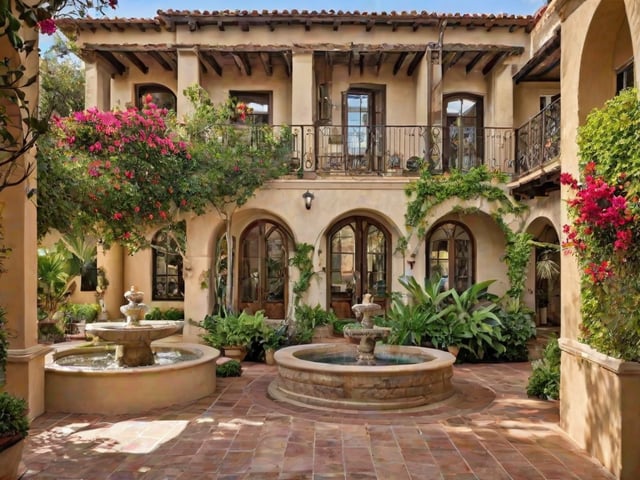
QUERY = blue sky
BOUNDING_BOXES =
[101,0,545,17]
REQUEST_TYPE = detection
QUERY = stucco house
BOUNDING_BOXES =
[56,7,563,338]
[2,0,639,477]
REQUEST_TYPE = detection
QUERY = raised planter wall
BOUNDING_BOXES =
[559,338,640,480]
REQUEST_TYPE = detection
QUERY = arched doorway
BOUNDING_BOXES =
[238,220,291,319]
[426,221,474,292]
[327,216,390,318]
[534,225,561,326]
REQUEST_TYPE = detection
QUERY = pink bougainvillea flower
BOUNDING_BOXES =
[113,212,124,220]
[37,18,57,35]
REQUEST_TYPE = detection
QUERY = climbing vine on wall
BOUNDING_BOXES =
[403,165,531,304]
[289,242,314,305]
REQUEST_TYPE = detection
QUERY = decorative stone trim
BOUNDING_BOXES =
[558,337,640,375]
[7,344,54,362]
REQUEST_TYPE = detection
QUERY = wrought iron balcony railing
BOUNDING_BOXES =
[515,98,561,177]
[283,125,516,176]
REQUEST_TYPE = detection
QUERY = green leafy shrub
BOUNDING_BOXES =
[65,303,100,324]
[216,360,242,377]
[200,309,268,349]
[491,306,536,361]
[527,336,560,400]
[0,392,30,442]
[145,307,185,320]
[293,304,337,344]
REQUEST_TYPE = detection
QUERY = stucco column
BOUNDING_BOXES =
[182,215,217,342]
[97,243,125,320]
[84,56,112,110]
[415,49,429,125]
[0,29,51,419]
[291,51,315,175]
[176,49,201,119]
[426,47,444,170]
[490,63,515,171]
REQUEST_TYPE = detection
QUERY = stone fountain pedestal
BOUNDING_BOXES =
[344,294,391,365]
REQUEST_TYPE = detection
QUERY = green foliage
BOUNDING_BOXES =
[577,88,640,196]
[37,246,74,323]
[385,276,505,361]
[492,306,536,361]
[495,218,534,302]
[404,166,524,240]
[145,307,184,320]
[292,304,337,343]
[200,309,269,349]
[527,336,560,400]
[0,392,29,441]
[261,323,289,350]
[64,303,100,324]
[39,36,85,119]
[216,360,242,377]
[289,243,315,304]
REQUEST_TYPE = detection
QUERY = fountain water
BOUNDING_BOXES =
[45,287,220,414]
[269,295,456,411]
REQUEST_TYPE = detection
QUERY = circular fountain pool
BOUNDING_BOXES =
[269,343,456,411]
[45,342,220,414]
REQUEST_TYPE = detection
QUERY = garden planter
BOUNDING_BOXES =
[559,338,640,480]
[446,345,460,357]
[222,345,248,362]
[0,436,24,480]
[264,348,276,365]
[312,324,334,342]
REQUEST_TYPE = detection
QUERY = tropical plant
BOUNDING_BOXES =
[527,336,560,400]
[261,323,289,351]
[492,306,536,361]
[145,307,184,320]
[200,309,269,349]
[289,243,315,306]
[293,304,337,344]
[37,247,75,326]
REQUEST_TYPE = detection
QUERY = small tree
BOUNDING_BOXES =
[179,85,292,308]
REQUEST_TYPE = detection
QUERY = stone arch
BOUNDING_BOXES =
[578,0,632,123]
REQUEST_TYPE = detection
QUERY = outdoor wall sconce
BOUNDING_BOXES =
[302,190,314,210]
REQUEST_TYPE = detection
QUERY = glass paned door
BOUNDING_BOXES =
[444,95,483,171]
[328,217,389,318]
[239,221,288,319]
[427,222,473,292]
[343,88,385,172]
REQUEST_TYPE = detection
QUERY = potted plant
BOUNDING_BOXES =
[261,323,288,365]
[200,309,268,361]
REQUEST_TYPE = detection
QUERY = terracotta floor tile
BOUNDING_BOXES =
[23,359,616,480]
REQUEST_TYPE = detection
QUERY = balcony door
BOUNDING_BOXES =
[342,87,385,172]
[444,94,484,171]
[328,217,389,319]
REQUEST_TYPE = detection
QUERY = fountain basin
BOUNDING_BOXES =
[269,343,456,411]
[86,320,184,367]
[45,341,219,414]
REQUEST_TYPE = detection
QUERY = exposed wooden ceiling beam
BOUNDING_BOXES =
[482,52,507,76]
[465,52,485,74]
[97,51,126,76]
[199,51,222,76]
[230,52,252,76]
[375,51,385,76]
[347,49,353,76]
[259,52,273,76]
[123,52,149,74]
[217,20,224,31]
[365,20,374,32]
[442,51,464,73]
[406,51,425,76]
[359,52,365,75]
[281,52,291,76]
[148,50,174,71]
[392,51,408,76]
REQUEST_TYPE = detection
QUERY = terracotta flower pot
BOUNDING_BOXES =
[0,436,25,480]
[222,345,248,362]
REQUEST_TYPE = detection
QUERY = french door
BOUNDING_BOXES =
[328,217,389,318]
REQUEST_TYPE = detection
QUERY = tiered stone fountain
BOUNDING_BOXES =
[269,295,456,411]
[45,287,219,414]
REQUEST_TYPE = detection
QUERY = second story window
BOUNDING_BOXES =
[229,91,271,124]
[136,84,176,111]
[616,61,634,95]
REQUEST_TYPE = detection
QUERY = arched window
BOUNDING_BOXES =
[152,222,185,301]
[444,93,484,171]
[328,216,390,318]
[136,84,177,111]
[426,222,474,292]
[239,221,290,319]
